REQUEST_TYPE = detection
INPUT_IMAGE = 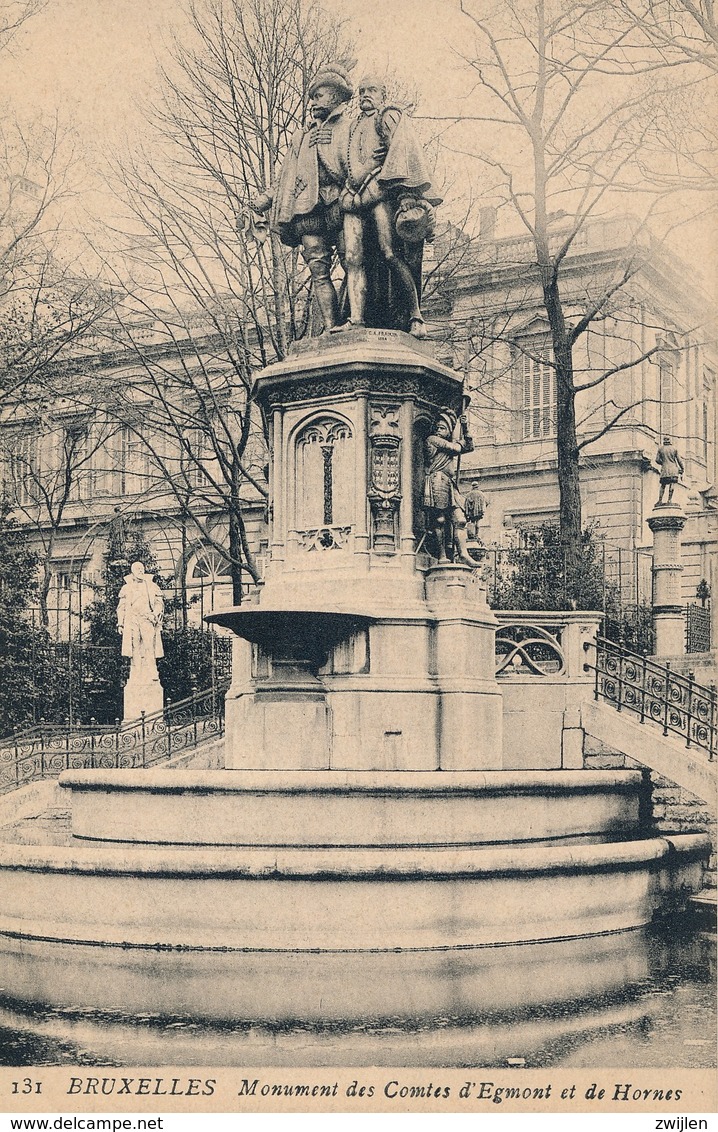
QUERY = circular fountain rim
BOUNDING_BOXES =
[0,833,709,879]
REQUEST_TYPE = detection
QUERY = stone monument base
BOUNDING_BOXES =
[0,763,707,1022]
[123,674,163,722]
[211,564,504,772]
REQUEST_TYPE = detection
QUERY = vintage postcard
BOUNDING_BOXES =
[0,0,715,1119]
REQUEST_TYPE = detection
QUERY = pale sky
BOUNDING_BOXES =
[0,0,467,142]
[0,0,475,249]
[0,0,714,288]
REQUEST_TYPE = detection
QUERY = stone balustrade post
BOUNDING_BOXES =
[647,502,687,658]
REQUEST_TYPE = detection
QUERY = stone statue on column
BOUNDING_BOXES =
[117,560,164,719]
[465,480,489,542]
[423,408,476,567]
[655,436,684,505]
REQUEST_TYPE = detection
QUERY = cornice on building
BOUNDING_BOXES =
[462,444,657,480]
[427,215,717,341]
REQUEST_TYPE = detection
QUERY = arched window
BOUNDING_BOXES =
[295,417,354,530]
[186,546,234,620]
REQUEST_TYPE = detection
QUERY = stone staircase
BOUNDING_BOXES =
[582,697,715,805]
[582,637,716,909]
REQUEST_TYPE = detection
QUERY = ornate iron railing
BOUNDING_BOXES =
[494,611,601,680]
[686,603,711,654]
[586,637,716,760]
[0,686,225,795]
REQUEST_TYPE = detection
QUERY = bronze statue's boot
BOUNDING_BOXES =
[409,317,427,339]
[314,280,339,332]
[330,319,365,333]
[303,238,339,331]
[454,527,478,568]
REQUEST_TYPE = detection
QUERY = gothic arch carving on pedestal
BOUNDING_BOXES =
[293,414,355,544]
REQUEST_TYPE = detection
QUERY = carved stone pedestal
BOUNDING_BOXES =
[123,671,163,723]
[210,330,503,771]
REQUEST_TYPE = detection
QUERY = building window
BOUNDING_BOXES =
[54,564,82,593]
[185,430,210,489]
[8,429,40,505]
[519,348,556,440]
[703,367,716,478]
[186,546,234,620]
[659,358,675,439]
[63,423,90,501]
[50,561,84,641]
[116,425,151,496]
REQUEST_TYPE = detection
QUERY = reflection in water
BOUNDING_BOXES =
[0,918,714,1068]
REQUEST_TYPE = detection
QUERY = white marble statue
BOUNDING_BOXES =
[117,560,164,680]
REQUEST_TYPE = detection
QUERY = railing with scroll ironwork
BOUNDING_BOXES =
[585,637,716,760]
[686,603,711,654]
[0,686,225,795]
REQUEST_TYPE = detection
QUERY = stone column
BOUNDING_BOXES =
[399,398,416,568]
[354,394,370,562]
[270,407,285,564]
[647,502,687,657]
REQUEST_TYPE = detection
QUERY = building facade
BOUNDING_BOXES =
[425,215,718,615]
[2,217,716,649]
[1,334,267,640]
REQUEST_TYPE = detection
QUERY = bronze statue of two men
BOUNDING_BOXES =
[252,65,438,338]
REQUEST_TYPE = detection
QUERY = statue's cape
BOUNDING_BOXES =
[121,573,161,595]
[271,125,320,246]
[377,113,442,205]
[119,576,164,618]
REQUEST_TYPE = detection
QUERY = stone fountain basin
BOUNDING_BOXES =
[206,608,371,652]
[58,768,646,847]
[0,831,708,1021]
[0,832,708,952]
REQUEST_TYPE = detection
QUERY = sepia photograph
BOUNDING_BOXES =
[0,0,715,1115]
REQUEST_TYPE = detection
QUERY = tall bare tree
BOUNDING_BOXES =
[0,110,113,409]
[100,300,268,602]
[619,0,718,70]
[0,1,112,409]
[97,0,354,599]
[0,392,121,627]
[0,0,44,55]
[450,0,703,569]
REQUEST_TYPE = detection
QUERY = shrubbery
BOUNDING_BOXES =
[0,504,54,734]
[489,524,654,654]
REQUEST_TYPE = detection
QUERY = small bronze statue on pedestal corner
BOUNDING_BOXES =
[423,408,476,567]
[655,436,684,505]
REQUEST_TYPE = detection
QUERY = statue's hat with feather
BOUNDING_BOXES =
[308,64,353,101]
